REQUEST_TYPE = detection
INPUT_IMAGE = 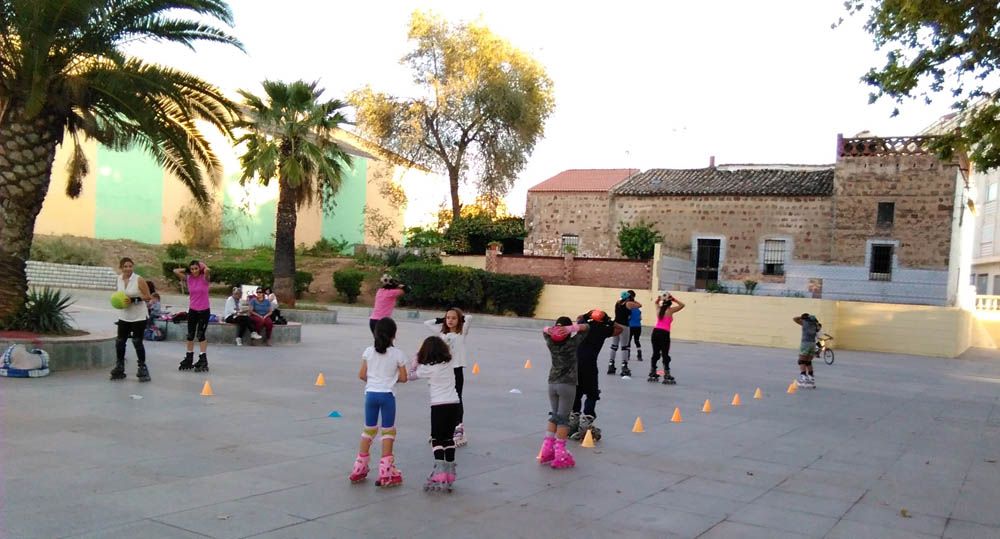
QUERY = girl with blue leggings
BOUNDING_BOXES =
[349,318,409,487]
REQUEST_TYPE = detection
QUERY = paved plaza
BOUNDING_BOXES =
[2,290,1000,538]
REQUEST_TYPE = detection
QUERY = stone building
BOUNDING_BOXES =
[524,135,971,306]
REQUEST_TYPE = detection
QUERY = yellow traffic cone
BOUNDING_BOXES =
[754,387,763,399]
[701,399,712,413]
[524,360,532,369]
[200,380,214,396]
[671,407,683,422]
[787,381,798,394]
[581,429,596,447]
[632,416,645,433]
[472,363,480,375]
[315,373,326,387]
[731,393,742,406]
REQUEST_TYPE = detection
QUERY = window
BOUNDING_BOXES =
[762,239,786,275]
[561,234,579,252]
[877,202,895,227]
[993,275,1000,295]
[989,182,998,202]
[976,274,989,295]
[869,244,894,281]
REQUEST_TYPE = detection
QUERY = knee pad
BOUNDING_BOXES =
[361,426,378,440]
[610,344,618,350]
[381,427,396,441]
[797,358,808,366]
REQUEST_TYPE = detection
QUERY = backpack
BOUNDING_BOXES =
[144,325,165,341]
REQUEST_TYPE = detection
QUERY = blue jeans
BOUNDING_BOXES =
[364,391,396,427]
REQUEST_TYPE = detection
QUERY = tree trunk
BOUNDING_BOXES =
[272,176,298,307]
[0,106,61,324]
[449,168,461,223]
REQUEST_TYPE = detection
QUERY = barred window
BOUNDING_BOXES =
[561,234,579,252]
[762,239,786,276]
[877,202,895,227]
[869,244,893,281]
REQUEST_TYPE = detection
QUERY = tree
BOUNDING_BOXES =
[351,10,555,222]
[618,221,663,260]
[236,80,352,306]
[0,0,242,324]
[846,1,1000,170]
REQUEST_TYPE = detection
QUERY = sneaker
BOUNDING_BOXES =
[235,337,243,346]
[250,332,263,340]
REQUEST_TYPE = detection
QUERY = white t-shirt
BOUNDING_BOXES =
[424,315,471,368]
[363,346,408,394]
[416,361,460,405]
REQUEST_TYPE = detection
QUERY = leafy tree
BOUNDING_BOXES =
[351,10,555,223]
[846,1,1000,170]
[0,0,242,323]
[618,221,663,260]
[236,81,352,306]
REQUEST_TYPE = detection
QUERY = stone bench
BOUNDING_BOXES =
[281,309,338,324]
[155,320,301,345]
[0,332,117,371]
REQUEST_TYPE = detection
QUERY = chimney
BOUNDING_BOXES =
[709,155,715,168]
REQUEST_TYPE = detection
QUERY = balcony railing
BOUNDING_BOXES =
[838,136,936,157]
[975,295,1000,311]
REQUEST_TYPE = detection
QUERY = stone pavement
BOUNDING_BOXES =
[2,289,1000,538]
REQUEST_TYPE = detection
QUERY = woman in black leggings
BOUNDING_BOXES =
[648,293,684,384]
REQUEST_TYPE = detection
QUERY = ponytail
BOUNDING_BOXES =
[373,317,397,354]
[658,300,671,320]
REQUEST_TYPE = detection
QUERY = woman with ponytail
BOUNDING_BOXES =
[648,293,685,384]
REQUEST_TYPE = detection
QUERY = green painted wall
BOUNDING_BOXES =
[222,177,278,249]
[322,158,366,245]
[94,146,164,243]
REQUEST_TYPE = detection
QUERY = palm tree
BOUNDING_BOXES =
[236,80,352,307]
[0,0,243,323]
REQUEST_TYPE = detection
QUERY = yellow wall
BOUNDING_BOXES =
[363,160,405,246]
[536,285,977,358]
[442,255,486,270]
[35,136,98,237]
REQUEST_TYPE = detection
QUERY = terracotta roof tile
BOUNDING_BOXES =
[613,165,835,196]
[529,169,639,192]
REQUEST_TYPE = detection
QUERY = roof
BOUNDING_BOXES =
[528,169,638,193]
[612,165,835,196]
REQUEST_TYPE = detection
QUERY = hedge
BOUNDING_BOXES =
[162,261,314,296]
[392,262,543,317]
[333,268,365,303]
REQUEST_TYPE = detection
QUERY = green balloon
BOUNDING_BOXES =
[110,291,129,309]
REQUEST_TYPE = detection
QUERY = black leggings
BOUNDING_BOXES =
[225,314,253,338]
[431,403,462,461]
[186,309,210,342]
[115,319,147,363]
[630,326,642,348]
[454,366,465,424]
[572,360,600,417]
[650,328,671,372]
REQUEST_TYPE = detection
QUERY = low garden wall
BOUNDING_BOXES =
[156,321,302,345]
[0,332,117,371]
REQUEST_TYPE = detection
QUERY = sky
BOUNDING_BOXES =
[134,0,951,225]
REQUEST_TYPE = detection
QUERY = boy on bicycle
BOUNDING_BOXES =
[793,313,820,388]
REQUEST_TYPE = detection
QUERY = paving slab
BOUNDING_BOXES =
[2,288,1000,538]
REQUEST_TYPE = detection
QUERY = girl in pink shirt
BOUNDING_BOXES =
[369,274,408,334]
[648,293,685,385]
[173,260,211,372]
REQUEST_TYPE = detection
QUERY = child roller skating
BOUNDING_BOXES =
[348,318,409,486]
[572,310,616,442]
[425,308,472,447]
[538,317,589,469]
[794,313,820,388]
[649,293,684,386]
[627,290,643,362]
[411,336,462,493]
[607,292,641,377]
[111,257,153,382]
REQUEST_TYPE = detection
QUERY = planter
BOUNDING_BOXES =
[0,332,116,371]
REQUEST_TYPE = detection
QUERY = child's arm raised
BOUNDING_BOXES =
[424,317,443,334]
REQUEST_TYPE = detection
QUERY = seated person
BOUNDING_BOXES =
[264,286,282,322]
[147,292,163,322]
[223,287,255,346]
[249,287,275,346]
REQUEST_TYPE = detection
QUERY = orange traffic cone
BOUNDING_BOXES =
[787,381,798,394]
[671,407,683,422]
[200,380,214,396]
[754,387,763,399]
[472,363,480,375]
[315,373,326,387]
[701,399,712,413]
[524,360,532,369]
[581,429,596,447]
[731,393,742,406]
[632,416,645,433]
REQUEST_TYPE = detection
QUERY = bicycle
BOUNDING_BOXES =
[814,333,834,365]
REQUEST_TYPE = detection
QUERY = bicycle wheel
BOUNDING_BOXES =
[823,348,834,365]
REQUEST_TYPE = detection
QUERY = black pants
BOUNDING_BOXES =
[116,319,147,364]
[186,309,210,342]
[650,329,671,372]
[454,366,465,425]
[630,326,642,348]
[225,314,253,338]
[572,358,600,417]
[431,402,462,461]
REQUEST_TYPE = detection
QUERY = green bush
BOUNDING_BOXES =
[443,216,526,255]
[165,241,188,260]
[29,237,103,266]
[333,269,365,303]
[393,263,543,316]
[162,261,314,297]
[8,288,75,334]
[618,220,664,260]
[300,236,351,256]
[355,247,442,268]
[404,226,445,248]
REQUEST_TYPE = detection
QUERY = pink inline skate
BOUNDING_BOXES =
[550,439,576,469]
[349,453,369,483]
[537,437,555,465]
[374,455,403,487]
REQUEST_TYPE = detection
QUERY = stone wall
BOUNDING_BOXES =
[26,261,117,290]
[525,192,613,257]
[486,250,651,289]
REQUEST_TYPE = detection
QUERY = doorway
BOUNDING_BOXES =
[695,238,721,289]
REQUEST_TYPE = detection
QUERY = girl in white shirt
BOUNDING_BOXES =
[412,335,461,492]
[349,318,408,487]
[424,308,471,446]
